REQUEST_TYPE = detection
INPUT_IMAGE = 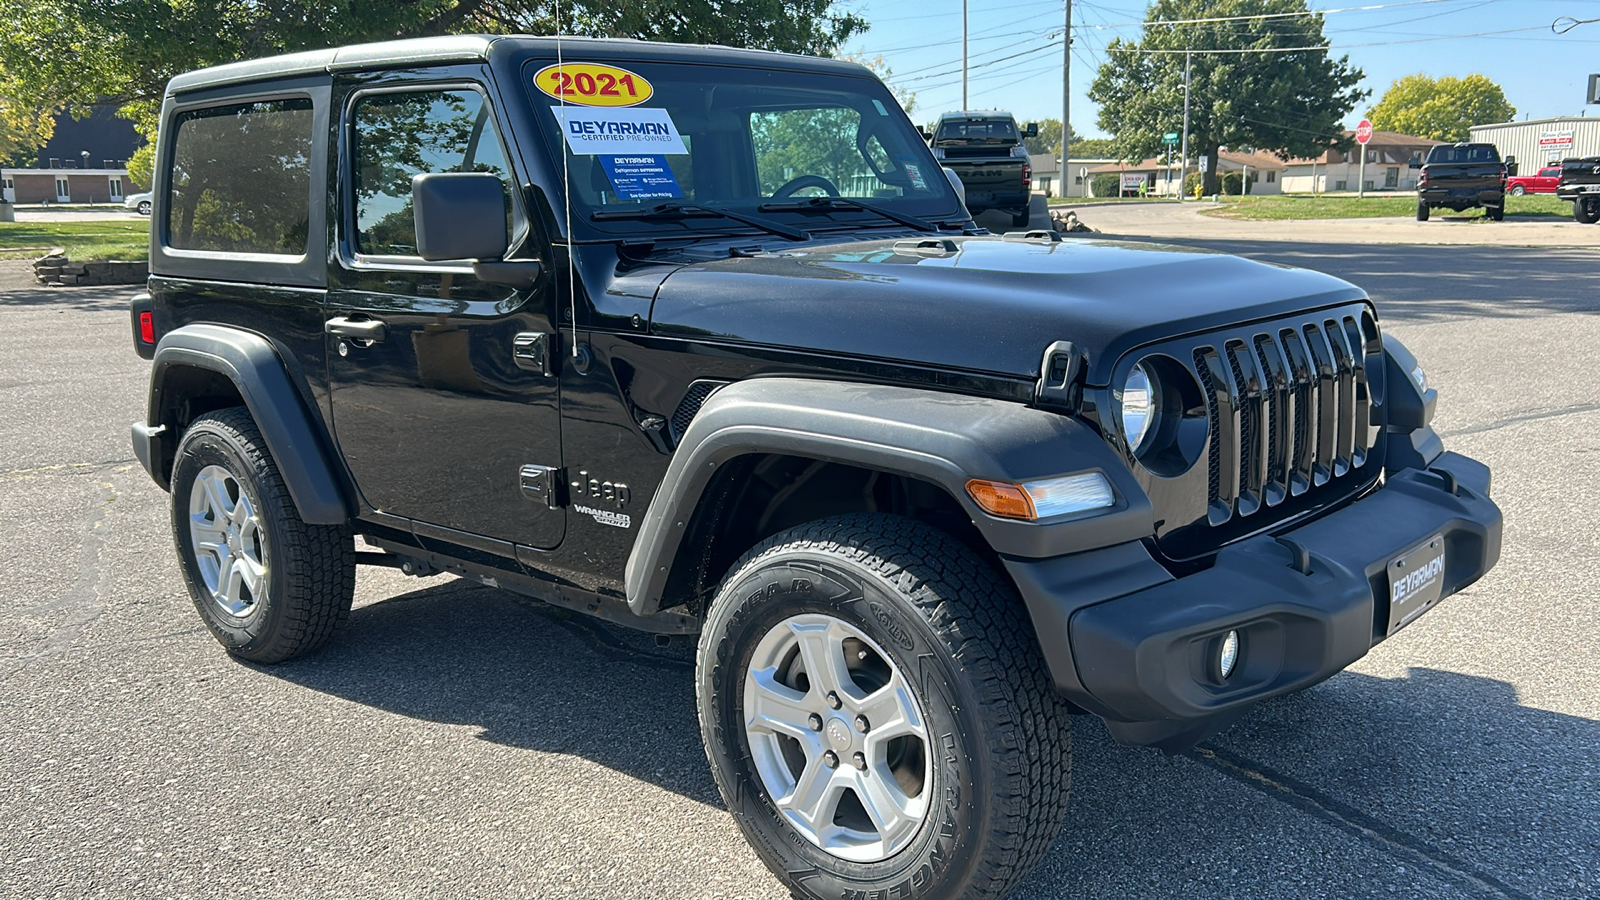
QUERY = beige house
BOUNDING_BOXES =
[1086,150,1286,197]
[1279,131,1441,194]
[1029,154,1120,198]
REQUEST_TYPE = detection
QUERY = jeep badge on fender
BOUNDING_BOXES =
[129,36,1502,900]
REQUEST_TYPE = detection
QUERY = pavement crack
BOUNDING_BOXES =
[1188,744,1533,900]
[1441,402,1600,438]
[1,458,140,480]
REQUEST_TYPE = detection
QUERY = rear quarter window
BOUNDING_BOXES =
[166,98,314,256]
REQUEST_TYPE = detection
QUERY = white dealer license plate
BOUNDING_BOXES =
[1386,535,1446,636]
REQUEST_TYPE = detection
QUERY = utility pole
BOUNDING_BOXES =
[962,0,969,109]
[1178,48,1191,201]
[1060,0,1071,197]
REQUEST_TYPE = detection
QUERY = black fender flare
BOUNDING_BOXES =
[138,323,351,524]
[625,377,1153,615]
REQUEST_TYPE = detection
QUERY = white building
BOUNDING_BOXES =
[1469,116,1600,169]
[1279,131,1440,194]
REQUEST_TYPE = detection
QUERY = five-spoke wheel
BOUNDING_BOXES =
[744,613,929,861]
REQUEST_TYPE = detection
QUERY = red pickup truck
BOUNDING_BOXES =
[1506,164,1563,195]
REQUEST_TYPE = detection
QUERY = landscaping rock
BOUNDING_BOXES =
[32,250,147,286]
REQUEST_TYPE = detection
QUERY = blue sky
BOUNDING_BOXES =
[840,0,1600,136]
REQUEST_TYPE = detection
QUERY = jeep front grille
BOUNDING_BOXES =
[1192,310,1380,527]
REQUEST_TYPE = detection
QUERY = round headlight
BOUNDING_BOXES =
[1120,361,1158,453]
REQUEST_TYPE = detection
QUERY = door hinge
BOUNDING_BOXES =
[520,465,565,509]
[513,332,555,376]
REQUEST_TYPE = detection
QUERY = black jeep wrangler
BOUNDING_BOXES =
[129,36,1502,900]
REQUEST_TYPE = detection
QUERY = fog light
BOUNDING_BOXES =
[1219,630,1240,679]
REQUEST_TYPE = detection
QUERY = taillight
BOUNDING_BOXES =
[1022,164,1032,186]
[139,310,154,344]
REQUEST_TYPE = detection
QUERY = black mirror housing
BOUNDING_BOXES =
[1408,157,1422,169]
[1025,122,1039,138]
[412,172,508,261]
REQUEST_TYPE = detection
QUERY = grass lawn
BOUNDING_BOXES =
[1205,193,1572,221]
[0,220,150,261]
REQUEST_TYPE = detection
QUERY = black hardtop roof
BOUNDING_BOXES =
[166,35,872,96]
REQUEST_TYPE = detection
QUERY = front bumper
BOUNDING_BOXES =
[1005,451,1501,750]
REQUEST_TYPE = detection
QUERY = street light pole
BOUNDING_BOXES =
[1178,48,1191,201]
[1060,0,1071,198]
[962,0,969,109]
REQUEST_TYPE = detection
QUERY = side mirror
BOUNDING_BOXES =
[1408,157,1422,169]
[1505,156,1518,176]
[942,166,969,213]
[413,172,508,261]
[919,128,932,142]
[1024,122,1039,138]
[413,172,542,288]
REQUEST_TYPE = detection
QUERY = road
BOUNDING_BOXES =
[2,227,1598,899]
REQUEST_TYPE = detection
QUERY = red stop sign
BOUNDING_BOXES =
[1356,119,1374,144]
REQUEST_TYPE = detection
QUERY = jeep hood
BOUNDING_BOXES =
[647,236,1367,385]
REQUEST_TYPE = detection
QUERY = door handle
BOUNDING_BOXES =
[326,316,388,344]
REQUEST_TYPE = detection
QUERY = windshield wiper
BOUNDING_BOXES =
[591,201,810,242]
[757,196,938,233]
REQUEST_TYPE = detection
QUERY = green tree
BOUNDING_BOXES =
[0,0,865,136]
[1367,73,1515,143]
[1088,0,1365,193]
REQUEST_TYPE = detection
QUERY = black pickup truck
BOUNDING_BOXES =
[1412,142,1508,221]
[1556,156,1600,223]
[929,111,1036,226]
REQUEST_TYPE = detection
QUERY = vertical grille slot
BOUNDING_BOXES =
[1195,346,1240,525]
[1254,334,1291,507]
[1342,315,1372,468]
[1303,324,1338,486]
[1324,318,1357,475]
[1226,340,1267,517]
[1279,328,1316,497]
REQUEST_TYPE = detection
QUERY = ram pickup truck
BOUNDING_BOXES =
[929,110,1036,226]
[1412,142,1507,220]
[1505,164,1562,196]
[1556,156,1600,223]
[129,36,1501,900]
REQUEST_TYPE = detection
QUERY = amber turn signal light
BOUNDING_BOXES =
[965,479,1037,520]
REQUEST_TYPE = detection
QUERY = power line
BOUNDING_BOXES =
[1100,23,1554,53]
[1078,0,1475,30]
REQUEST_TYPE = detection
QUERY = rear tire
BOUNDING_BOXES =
[137,200,151,216]
[697,513,1072,900]
[1575,197,1600,224]
[1488,203,1504,221]
[171,408,355,663]
[1416,201,1429,221]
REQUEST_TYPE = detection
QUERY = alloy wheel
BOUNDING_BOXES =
[742,613,931,862]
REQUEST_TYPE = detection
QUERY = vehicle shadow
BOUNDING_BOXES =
[270,578,1597,899]
[1100,236,1600,323]
[0,281,137,313]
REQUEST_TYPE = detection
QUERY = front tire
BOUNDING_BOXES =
[171,408,354,663]
[137,200,151,216]
[1416,201,1430,221]
[697,514,1072,900]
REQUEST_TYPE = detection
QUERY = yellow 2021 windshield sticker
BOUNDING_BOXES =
[534,63,653,107]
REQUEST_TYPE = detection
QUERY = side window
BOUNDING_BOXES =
[167,98,314,255]
[351,89,514,258]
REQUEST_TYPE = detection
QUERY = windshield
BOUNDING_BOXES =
[934,118,1018,143]
[524,59,960,237]
[1426,145,1500,165]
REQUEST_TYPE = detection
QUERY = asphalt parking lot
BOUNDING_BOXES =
[2,227,1597,898]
